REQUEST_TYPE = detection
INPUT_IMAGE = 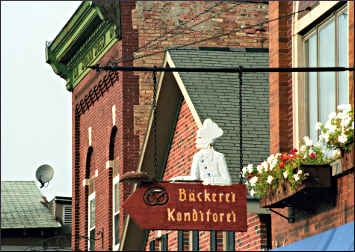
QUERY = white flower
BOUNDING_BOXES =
[250,189,255,197]
[337,104,351,113]
[262,161,269,171]
[303,136,313,146]
[297,169,303,175]
[321,133,329,143]
[328,124,337,133]
[315,122,323,130]
[338,134,348,144]
[300,144,307,153]
[328,149,341,160]
[328,112,337,120]
[267,155,274,164]
[314,142,321,149]
[247,164,253,173]
[256,164,264,174]
[293,174,300,181]
[242,166,248,177]
[341,117,351,128]
[267,175,273,184]
[249,176,258,187]
[283,171,288,179]
[270,159,278,170]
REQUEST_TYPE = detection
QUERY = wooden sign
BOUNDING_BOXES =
[122,182,247,231]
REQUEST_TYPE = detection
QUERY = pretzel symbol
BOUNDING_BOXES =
[143,186,169,206]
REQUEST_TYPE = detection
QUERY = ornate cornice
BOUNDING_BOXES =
[46,1,121,92]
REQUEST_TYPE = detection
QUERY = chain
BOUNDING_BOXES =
[239,66,244,184]
[152,67,158,179]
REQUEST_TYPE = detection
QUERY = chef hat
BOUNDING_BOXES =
[196,119,223,143]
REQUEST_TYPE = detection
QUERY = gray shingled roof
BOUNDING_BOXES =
[168,47,270,184]
[1,181,61,229]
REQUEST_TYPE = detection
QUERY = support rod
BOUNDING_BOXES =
[269,208,295,223]
[89,65,355,73]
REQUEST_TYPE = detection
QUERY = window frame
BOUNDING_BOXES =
[88,192,96,251]
[292,1,349,148]
[303,4,348,139]
[113,175,120,250]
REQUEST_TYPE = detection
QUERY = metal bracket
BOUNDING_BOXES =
[76,227,104,249]
[269,208,295,223]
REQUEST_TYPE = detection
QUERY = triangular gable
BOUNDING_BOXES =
[121,47,270,250]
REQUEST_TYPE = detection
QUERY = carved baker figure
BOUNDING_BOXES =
[171,119,232,186]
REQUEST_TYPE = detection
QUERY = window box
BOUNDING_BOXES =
[341,147,354,172]
[259,164,332,209]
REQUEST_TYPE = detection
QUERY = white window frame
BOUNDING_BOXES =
[113,176,120,250]
[88,192,96,251]
[292,1,350,148]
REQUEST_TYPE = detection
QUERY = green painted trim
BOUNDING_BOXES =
[49,1,92,52]
[56,8,98,60]
[70,29,118,90]
[45,0,121,91]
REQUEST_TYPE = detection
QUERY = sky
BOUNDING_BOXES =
[1,1,82,200]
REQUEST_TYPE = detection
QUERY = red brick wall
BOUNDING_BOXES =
[71,1,139,250]
[269,1,292,154]
[269,1,355,249]
[71,1,270,250]
[145,100,269,250]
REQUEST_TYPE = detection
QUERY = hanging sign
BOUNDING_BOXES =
[123,182,247,231]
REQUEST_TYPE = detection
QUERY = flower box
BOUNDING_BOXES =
[259,164,332,209]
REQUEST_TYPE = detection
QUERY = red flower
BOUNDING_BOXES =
[280,162,285,169]
[281,153,289,162]
[290,148,298,154]
[310,152,316,159]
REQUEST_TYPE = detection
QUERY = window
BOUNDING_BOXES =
[88,192,96,251]
[63,205,72,225]
[210,231,234,251]
[304,5,348,141]
[149,235,168,251]
[225,231,235,251]
[113,176,120,250]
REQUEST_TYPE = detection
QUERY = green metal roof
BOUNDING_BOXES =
[1,181,61,229]
[167,47,270,184]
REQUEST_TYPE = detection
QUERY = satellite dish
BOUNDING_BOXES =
[36,164,54,188]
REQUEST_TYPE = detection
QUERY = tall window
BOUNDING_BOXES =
[304,5,348,141]
[113,176,120,250]
[88,192,96,251]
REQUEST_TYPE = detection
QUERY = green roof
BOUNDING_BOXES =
[1,181,61,229]
[167,47,270,183]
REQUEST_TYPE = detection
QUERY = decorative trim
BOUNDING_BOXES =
[75,71,119,116]
[46,1,120,91]
[106,160,114,169]
[166,52,202,128]
[82,179,89,187]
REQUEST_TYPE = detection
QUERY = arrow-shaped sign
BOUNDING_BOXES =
[123,182,247,231]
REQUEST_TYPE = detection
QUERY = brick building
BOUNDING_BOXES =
[267,1,354,250]
[45,1,269,251]
[121,47,271,250]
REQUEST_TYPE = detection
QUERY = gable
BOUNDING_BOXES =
[162,100,199,181]
[166,47,270,183]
